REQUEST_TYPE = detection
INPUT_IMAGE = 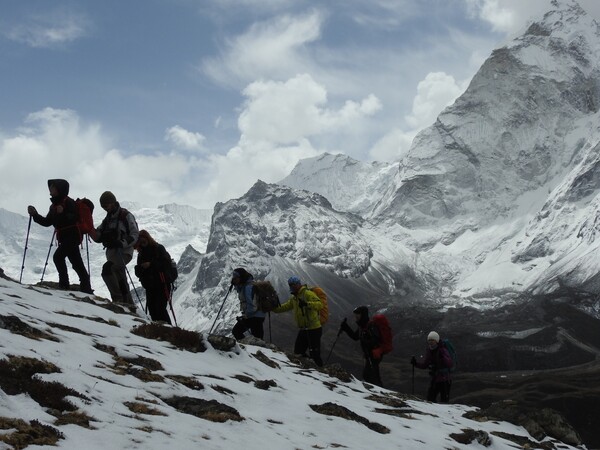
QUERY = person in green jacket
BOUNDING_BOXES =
[273,276,324,366]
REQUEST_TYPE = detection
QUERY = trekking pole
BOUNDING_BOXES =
[268,312,272,343]
[118,249,144,312]
[19,216,33,283]
[209,284,233,334]
[325,320,346,365]
[40,230,57,282]
[160,272,178,327]
[412,361,415,395]
[85,236,91,276]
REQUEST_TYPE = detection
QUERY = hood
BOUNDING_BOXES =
[47,179,70,198]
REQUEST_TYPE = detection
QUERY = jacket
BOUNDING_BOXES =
[346,321,382,360]
[96,203,139,258]
[273,285,322,330]
[235,276,265,319]
[415,343,453,382]
[32,179,80,244]
[135,244,171,289]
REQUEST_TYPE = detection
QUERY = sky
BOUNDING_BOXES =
[0,276,582,449]
[1,0,600,215]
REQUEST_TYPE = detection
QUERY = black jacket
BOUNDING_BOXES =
[32,179,80,244]
[135,244,172,289]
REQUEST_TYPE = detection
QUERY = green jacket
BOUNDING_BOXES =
[273,285,323,330]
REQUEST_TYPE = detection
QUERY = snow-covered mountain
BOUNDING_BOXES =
[227,0,600,308]
[0,273,584,449]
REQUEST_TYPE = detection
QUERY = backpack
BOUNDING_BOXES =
[308,286,328,325]
[441,338,457,371]
[75,198,96,242]
[370,314,393,354]
[252,281,280,312]
[167,258,178,283]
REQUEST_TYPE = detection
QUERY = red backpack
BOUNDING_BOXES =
[75,198,96,242]
[370,314,393,354]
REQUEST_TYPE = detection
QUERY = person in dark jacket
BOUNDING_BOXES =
[340,305,384,387]
[27,179,92,294]
[94,191,139,305]
[134,230,173,323]
[411,331,453,403]
[231,268,265,340]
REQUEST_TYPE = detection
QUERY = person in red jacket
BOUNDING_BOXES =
[340,305,384,387]
[27,179,92,294]
[411,331,453,403]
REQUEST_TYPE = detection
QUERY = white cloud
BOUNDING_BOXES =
[6,10,89,48]
[369,71,466,162]
[463,0,551,34]
[165,125,206,152]
[201,10,324,87]
[238,74,381,145]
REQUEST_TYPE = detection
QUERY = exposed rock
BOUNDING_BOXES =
[162,396,243,423]
[450,428,491,446]
[207,334,237,352]
[464,399,582,446]
[310,402,390,434]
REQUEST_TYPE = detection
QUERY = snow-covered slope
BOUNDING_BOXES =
[0,274,583,449]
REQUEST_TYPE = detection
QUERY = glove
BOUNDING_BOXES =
[372,348,383,360]
[410,356,417,366]
[340,318,352,335]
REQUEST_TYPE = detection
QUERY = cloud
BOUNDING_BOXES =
[463,0,551,34]
[238,73,381,145]
[201,10,324,87]
[5,10,89,48]
[369,71,466,162]
[165,126,206,152]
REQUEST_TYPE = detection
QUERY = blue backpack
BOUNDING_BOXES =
[441,338,457,372]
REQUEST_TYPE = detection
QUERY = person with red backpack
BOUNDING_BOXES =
[27,179,93,294]
[93,191,139,305]
[411,331,453,403]
[340,305,392,387]
[272,276,324,367]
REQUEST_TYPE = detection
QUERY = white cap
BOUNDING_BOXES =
[427,331,440,342]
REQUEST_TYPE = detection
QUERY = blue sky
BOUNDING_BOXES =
[1,0,598,214]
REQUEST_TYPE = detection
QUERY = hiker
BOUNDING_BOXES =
[27,179,93,294]
[340,306,386,387]
[411,331,452,403]
[94,191,139,305]
[272,276,324,367]
[231,267,265,340]
[134,230,173,324]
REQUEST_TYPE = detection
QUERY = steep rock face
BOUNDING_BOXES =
[374,0,600,230]
[194,180,372,293]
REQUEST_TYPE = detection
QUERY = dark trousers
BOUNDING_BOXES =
[102,251,133,304]
[145,285,172,324]
[232,317,265,340]
[294,327,323,367]
[427,379,451,403]
[363,357,383,387]
[53,240,91,292]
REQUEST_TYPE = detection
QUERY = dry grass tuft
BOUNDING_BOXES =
[131,323,206,353]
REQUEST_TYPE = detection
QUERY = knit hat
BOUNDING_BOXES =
[427,331,440,343]
[287,276,301,285]
[99,191,117,207]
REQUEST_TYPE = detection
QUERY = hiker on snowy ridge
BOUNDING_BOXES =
[134,229,173,324]
[272,276,324,367]
[231,267,265,340]
[411,331,453,403]
[340,305,389,387]
[27,179,92,294]
[94,191,139,305]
